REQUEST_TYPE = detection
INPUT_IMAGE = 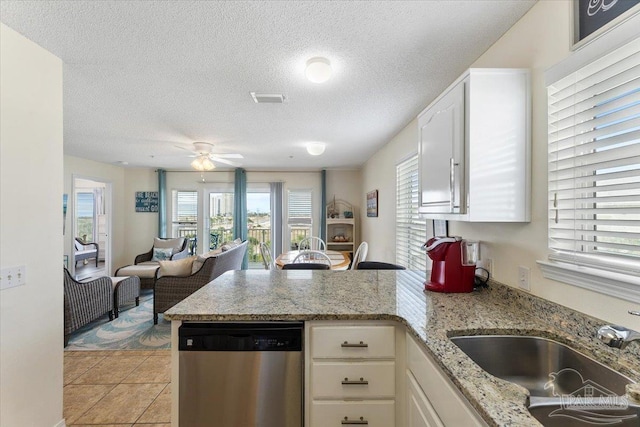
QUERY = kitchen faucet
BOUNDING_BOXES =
[597,310,640,350]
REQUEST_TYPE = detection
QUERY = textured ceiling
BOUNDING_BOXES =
[0,0,536,171]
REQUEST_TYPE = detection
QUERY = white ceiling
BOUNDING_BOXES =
[0,0,536,171]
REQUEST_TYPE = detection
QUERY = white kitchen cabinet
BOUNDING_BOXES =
[406,333,487,427]
[306,322,397,427]
[406,371,444,427]
[418,68,531,222]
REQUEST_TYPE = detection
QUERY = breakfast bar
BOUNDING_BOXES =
[165,270,640,426]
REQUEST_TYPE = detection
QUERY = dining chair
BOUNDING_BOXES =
[282,262,331,270]
[356,261,406,270]
[350,241,369,270]
[291,250,332,265]
[299,236,326,251]
[259,242,275,270]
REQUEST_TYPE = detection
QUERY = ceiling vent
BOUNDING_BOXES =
[250,92,285,104]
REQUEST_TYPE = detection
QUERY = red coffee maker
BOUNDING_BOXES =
[423,236,477,293]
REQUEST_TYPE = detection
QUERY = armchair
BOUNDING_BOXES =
[116,237,189,289]
[63,268,113,346]
[74,237,99,267]
[153,240,247,324]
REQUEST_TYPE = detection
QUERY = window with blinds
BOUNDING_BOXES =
[287,189,313,249]
[396,155,427,271]
[172,190,198,239]
[547,37,640,276]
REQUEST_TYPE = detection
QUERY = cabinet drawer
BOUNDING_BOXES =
[311,400,395,427]
[311,326,395,359]
[311,361,395,398]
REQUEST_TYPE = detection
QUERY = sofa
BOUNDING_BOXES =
[153,240,247,324]
[115,237,189,289]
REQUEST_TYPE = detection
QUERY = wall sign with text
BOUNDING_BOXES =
[135,191,159,212]
[573,0,640,48]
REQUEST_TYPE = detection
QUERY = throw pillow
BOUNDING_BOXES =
[158,256,196,278]
[151,247,173,261]
[153,237,185,254]
[191,249,223,274]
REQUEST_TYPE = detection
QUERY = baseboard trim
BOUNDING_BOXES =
[53,418,66,427]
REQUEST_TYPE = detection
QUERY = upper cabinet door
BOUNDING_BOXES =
[418,80,465,213]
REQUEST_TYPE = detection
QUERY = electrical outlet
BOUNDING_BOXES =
[518,266,530,291]
[0,266,26,290]
[477,258,492,275]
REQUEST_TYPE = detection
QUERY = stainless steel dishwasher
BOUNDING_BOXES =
[178,322,303,427]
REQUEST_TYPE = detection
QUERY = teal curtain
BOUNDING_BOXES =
[234,168,248,269]
[270,182,284,257]
[320,169,327,242]
[158,169,167,238]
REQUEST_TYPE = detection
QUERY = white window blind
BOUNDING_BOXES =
[396,155,427,270]
[547,37,640,276]
[287,190,312,225]
[173,191,198,222]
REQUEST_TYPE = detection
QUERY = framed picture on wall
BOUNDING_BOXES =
[572,0,640,49]
[366,190,378,217]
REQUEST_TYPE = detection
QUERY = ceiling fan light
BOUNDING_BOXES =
[201,157,215,170]
[305,57,332,84]
[306,142,326,156]
[191,155,215,171]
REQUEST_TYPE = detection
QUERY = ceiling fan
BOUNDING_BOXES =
[176,142,243,170]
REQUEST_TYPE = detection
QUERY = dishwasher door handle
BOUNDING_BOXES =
[341,377,369,385]
[341,341,368,348]
[341,416,369,425]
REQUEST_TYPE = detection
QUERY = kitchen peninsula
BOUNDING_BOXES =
[165,270,640,426]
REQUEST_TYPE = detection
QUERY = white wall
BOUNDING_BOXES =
[0,23,64,427]
[361,0,640,329]
[361,118,420,262]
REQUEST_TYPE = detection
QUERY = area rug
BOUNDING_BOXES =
[65,290,171,350]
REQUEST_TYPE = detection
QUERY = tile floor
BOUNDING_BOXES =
[64,349,171,427]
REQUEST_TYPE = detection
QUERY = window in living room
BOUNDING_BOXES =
[287,189,313,250]
[172,190,198,253]
[247,184,271,268]
[207,189,234,250]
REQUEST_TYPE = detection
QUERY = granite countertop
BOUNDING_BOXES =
[165,270,640,426]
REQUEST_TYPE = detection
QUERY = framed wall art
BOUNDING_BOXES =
[366,190,378,217]
[572,0,640,49]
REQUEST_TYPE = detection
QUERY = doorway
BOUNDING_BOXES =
[72,176,112,279]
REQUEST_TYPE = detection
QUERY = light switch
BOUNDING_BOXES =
[0,265,26,290]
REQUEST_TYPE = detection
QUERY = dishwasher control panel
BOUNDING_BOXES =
[179,322,303,351]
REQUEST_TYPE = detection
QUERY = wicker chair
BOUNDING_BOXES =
[116,237,190,290]
[153,240,248,324]
[63,268,113,346]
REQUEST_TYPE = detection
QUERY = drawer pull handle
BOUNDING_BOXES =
[342,416,368,425]
[342,377,369,385]
[341,341,368,348]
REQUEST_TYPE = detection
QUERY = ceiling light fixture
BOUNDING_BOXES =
[306,142,326,156]
[305,57,332,83]
[191,155,215,171]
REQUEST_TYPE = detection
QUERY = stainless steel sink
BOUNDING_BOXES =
[450,335,639,426]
